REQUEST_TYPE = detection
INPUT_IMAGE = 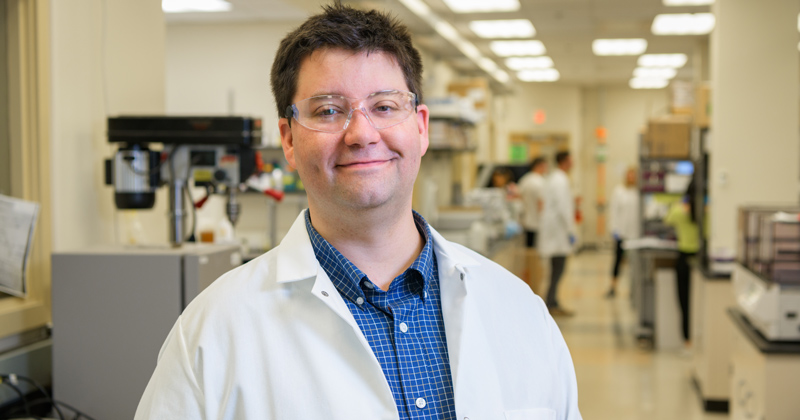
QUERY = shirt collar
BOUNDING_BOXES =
[304,210,435,304]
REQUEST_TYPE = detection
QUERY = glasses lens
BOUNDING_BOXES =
[365,91,415,130]
[293,91,416,133]
[294,95,349,133]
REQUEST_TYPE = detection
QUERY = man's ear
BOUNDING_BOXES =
[279,118,296,170]
[415,104,430,156]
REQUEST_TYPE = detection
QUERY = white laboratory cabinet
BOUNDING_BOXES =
[52,244,241,419]
[728,309,800,420]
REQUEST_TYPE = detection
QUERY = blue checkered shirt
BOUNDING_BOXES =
[305,210,456,420]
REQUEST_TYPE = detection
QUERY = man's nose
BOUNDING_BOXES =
[342,108,381,147]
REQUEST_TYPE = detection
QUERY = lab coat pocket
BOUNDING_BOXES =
[504,408,557,420]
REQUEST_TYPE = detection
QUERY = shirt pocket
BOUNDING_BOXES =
[504,408,557,420]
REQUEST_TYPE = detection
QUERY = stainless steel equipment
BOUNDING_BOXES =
[734,206,800,341]
[51,244,242,420]
[104,116,262,246]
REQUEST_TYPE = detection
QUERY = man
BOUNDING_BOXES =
[540,151,577,316]
[135,5,581,420]
[517,157,547,294]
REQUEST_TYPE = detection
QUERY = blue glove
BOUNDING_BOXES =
[569,234,576,246]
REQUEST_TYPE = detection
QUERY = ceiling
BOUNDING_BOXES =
[165,0,712,88]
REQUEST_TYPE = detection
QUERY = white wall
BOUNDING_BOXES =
[580,86,670,244]
[51,0,166,250]
[500,83,583,190]
[166,21,304,146]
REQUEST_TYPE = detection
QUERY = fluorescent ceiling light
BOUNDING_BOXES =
[434,21,461,42]
[162,0,231,13]
[455,40,482,61]
[505,56,554,70]
[478,58,499,73]
[442,0,520,13]
[652,13,715,35]
[663,0,714,5]
[634,67,677,79]
[470,20,535,38]
[592,39,647,56]
[629,78,669,89]
[398,0,432,18]
[494,70,511,84]
[490,40,546,57]
[638,53,688,68]
[397,0,509,85]
[518,69,560,82]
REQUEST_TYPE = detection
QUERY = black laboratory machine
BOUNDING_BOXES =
[51,116,277,419]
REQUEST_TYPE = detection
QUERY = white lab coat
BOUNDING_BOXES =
[608,185,640,240]
[518,172,546,231]
[539,169,576,257]
[135,211,582,420]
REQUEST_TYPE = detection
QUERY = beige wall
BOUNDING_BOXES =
[709,0,800,255]
[51,0,166,250]
[0,1,9,197]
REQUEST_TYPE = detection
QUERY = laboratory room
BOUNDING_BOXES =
[1,0,799,418]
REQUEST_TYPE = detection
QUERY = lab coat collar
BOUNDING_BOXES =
[275,210,480,284]
[275,211,320,284]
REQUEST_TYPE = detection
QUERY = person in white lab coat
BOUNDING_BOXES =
[517,157,548,294]
[605,167,640,298]
[134,5,581,420]
[539,151,576,316]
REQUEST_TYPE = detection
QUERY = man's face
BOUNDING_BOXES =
[279,49,429,213]
[561,155,573,172]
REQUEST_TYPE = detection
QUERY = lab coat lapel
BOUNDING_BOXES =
[432,228,506,418]
[276,211,387,384]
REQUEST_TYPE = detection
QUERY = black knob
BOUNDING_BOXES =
[214,169,227,181]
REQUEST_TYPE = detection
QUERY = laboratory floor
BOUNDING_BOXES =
[550,250,729,420]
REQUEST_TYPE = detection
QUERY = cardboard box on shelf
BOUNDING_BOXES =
[646,116,692,158]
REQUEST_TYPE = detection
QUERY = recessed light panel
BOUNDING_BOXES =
[629,78,669,89]
[494,70,511,83]
[505,56,554,70]
[638,54,688,68]
[663,0,714,5]
[652,13,715,35]
[162,0,231,13]
[442,0,520,13]
[398,0,432,18]
[470,20,536,38]
[634,67,677,79]
[592,39,648,56]
[518,69,560,82]
[490,40,546,57]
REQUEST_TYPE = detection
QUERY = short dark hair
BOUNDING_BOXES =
[555,151,570,165]
[270,4,423,120]
[530,157,546,170]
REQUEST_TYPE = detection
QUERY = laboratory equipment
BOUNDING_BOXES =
[51,244,242,419]
[734,206,800,341]
[104,116,282,246]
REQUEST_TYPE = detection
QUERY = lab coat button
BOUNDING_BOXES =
[460,273,465,280]
[415,398,426,408]
[321,291,329,297]
[356,297,365,305]
[399,322,408,333]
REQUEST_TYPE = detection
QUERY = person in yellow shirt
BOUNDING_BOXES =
[664,180,700,348]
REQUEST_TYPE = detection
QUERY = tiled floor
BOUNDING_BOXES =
[549,250,729,420]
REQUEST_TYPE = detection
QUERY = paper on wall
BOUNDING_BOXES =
[0,194,40,297]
